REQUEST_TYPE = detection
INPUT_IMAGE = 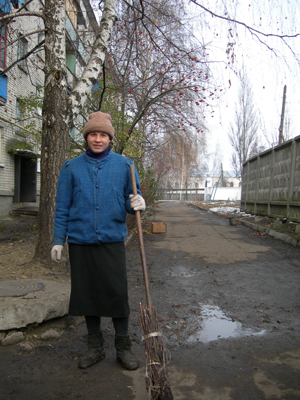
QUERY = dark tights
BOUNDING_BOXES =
[85,315,129,337]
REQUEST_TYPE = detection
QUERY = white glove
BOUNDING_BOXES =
[51,245,64,262]
[129,194,146,211]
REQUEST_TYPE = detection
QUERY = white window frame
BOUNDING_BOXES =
[18,34,28,71]
[0,21,7,70]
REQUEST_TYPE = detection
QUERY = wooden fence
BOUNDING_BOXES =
[159,188,205,201]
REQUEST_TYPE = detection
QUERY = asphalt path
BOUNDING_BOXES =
[1,201,300,399]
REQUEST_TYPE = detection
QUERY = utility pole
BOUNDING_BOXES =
[278,85,287,145]
[221,163,224,187]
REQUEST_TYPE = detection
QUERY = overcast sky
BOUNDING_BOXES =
[195,1,300,171]
[90,1,300,173]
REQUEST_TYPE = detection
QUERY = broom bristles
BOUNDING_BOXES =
[140,303,173,400]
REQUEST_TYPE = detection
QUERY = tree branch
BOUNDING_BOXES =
[98,62,106,110]
[0,10,44,21]
[123,0,195,62]
[190,0,300,39]
[69,136,85,153]
[0,40,45,76]
[0,29,46,53]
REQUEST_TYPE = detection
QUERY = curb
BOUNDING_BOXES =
[187,202,300,248]
[240,219,300,247]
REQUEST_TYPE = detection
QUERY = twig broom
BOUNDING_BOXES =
[130,165,173,400]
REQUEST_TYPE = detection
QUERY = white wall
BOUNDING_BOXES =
[205,186,241,201]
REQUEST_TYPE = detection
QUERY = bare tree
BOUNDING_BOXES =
[34,0,117,263]
[81,0,211,189]
[228,68,261,177]
[84,1,211,152]
[151,130,203,188]
[210,142,223,176]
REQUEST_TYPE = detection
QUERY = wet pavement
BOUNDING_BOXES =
[1,201,300,399]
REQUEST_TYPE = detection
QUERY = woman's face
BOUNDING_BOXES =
[87,132,110,152]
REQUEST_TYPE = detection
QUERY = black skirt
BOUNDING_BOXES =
[68,242,130,318]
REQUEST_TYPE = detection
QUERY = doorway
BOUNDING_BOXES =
[14,155,37,203]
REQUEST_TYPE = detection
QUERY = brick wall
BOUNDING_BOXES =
[0,0,97,215]
[0,0,44,196]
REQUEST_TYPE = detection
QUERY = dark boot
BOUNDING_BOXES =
[115,336,139,370]
[78,332,105,369]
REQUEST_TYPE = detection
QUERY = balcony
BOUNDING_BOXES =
[66,14,86,65]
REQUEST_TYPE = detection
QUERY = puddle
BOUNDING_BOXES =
[186,305,266,343]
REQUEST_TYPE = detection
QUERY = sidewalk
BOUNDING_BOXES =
[1,201,300,399]
[187,200,300,247]
[1,201,299,332]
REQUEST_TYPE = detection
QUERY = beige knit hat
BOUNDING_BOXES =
[83,111,114,140]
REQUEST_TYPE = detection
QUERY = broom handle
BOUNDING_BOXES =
[129,164,152,310]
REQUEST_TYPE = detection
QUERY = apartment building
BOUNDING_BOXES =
[0,0,98,214]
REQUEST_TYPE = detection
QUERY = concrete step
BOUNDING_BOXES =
[10,206,39,217]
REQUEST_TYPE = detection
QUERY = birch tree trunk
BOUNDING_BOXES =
[69,0,117,119]
[34,0,117,264]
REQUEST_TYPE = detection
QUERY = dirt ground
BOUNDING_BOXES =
[0,215,70,283]
[1,201,300,400]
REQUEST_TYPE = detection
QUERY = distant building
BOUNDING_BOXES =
[159,171,241,201]
[161,170,241,189]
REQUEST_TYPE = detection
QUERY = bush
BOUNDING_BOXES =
[126,163,159,231]
[135,163,159,211]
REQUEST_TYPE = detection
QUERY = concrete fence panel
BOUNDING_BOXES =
[241,134,300,222]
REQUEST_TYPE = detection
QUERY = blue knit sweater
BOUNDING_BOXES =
[53,151,141,245]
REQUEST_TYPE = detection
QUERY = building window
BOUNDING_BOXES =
[35,85,43,116]
[0,21,7,70]
[37,29,45,56]
[0,73,7,104]
[66,0,78,27]
[18,35,28,71]
[37,157,41,172]
[38,30,45,45]
[15,98,25,136]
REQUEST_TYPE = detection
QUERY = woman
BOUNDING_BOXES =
[51,111,145,370]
